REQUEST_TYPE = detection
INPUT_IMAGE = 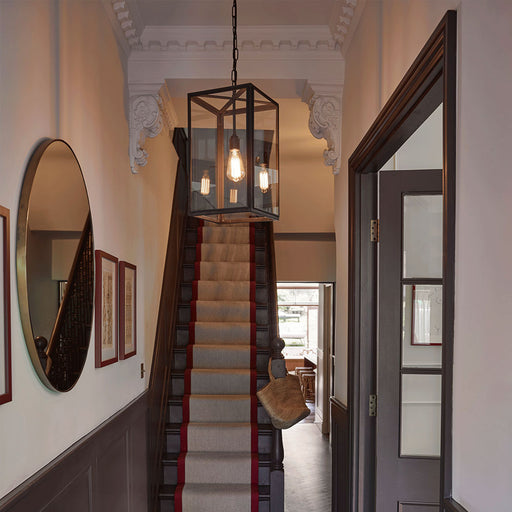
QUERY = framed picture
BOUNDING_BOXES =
[0,206,11,405]
[119,261,136,360]
[411,284,442,346]
[95,250,118,367]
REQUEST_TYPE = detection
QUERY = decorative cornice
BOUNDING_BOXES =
[140,25,338,52]
[104,0,143,54]
[302,82,343,175]
[129,85,177,174]
[329,0,358,48]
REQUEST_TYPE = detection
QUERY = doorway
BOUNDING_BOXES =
[277,282,334,433]
[342,11,457,512]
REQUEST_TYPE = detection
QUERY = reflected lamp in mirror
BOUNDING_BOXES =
[17,139,94,392]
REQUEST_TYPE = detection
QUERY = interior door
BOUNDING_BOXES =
[316,283,333,434]
[376,169,443,511]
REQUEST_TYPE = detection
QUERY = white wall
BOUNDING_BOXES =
[0,0,176,498]
[337,0,512,509]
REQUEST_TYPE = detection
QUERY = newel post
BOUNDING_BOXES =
[270,336,285,511]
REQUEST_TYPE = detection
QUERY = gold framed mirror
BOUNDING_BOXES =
[17,139,94,392]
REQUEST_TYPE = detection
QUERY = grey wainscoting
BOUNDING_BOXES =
[0,392,148,512]
[330,397,349,512]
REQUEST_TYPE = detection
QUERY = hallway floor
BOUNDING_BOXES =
[283,410,331,512]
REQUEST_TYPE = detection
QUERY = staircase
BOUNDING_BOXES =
[157,218,274,511]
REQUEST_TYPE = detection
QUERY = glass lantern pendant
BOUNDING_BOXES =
[187,0,280,223]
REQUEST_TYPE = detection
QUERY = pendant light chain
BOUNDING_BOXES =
[231,0,238,88]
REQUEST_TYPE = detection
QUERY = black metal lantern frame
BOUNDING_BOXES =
[188,82,280,223]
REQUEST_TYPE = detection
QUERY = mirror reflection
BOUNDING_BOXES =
[17,140,94,392]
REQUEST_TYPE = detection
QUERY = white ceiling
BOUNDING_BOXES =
[132,0,338,27]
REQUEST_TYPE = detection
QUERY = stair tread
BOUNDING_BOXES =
[162,452,271,464]
[158,484,270,498]
[166,422,272,432]
[168,394,267,404]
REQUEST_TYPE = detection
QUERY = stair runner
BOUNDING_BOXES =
[175,221,259,512]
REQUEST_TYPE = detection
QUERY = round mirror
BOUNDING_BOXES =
[17,139,94,392]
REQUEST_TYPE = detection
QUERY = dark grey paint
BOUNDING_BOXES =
[0,393,147,512]
[377,170,442,510]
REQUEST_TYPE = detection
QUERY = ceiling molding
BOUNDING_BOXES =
[103,0,143,54]
[332,0,367,57]
[141,25,338,52]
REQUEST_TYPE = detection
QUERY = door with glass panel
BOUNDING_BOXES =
[376,170,443,510]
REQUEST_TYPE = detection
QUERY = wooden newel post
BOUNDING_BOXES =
[269,336,285,511]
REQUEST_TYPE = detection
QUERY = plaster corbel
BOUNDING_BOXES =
[302,82,343,175]
[129,84,177,174]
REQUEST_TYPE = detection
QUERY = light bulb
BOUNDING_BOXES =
[226,133,245,182]
[259,165,269,193]
[200,170,210,196]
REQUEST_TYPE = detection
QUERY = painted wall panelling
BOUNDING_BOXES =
[0,393,148,512]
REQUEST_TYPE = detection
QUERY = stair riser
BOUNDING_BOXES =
[183,265,267,284]
[185,228,267,247]
[176,326,269,348]
[173,350,269,372]
[177,305,268,325]
[167,402,271,425]
[162,463,270,487]
[170,374,269,397]
[165,430,272,454]
[180,283,268,303]
[184,246,266,265]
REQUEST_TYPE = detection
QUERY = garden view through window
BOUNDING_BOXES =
[277,283,319,359]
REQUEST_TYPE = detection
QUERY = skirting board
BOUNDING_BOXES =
[444,498,469,512]
[0,392,148,512]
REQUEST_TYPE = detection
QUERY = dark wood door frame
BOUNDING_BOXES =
[346,11,457,512]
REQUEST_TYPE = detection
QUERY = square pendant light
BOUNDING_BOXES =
[188,83,279,223]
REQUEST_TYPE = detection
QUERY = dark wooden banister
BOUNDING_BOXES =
[148,128,189,512]
[264,221,285,512]
[45,213,93,374]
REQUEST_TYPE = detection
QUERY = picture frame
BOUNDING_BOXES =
[411,284,443,346]
[119,261,136,360]
[95,250,118,367]
[0,206,11,405]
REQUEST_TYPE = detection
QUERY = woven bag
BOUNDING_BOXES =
[257,360,310,429]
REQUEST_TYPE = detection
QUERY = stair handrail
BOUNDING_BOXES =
[45,213,93,388]
[264,221,285,512]
[147,128,189,512]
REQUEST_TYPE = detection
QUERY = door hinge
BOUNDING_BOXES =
[369,394,377,417]
[370,219,379,242]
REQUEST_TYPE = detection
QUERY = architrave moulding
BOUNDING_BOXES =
[302,81,343,175]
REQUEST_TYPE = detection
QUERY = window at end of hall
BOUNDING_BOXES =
[277,283,319,360]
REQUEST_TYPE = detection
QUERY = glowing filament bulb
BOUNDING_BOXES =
[200,170,210,196]
[259,165,269,193]
[226,133,245,182]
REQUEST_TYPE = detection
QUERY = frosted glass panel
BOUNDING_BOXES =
[401,374,441,457]
[403,195,442,278]
[402,285,442,368]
